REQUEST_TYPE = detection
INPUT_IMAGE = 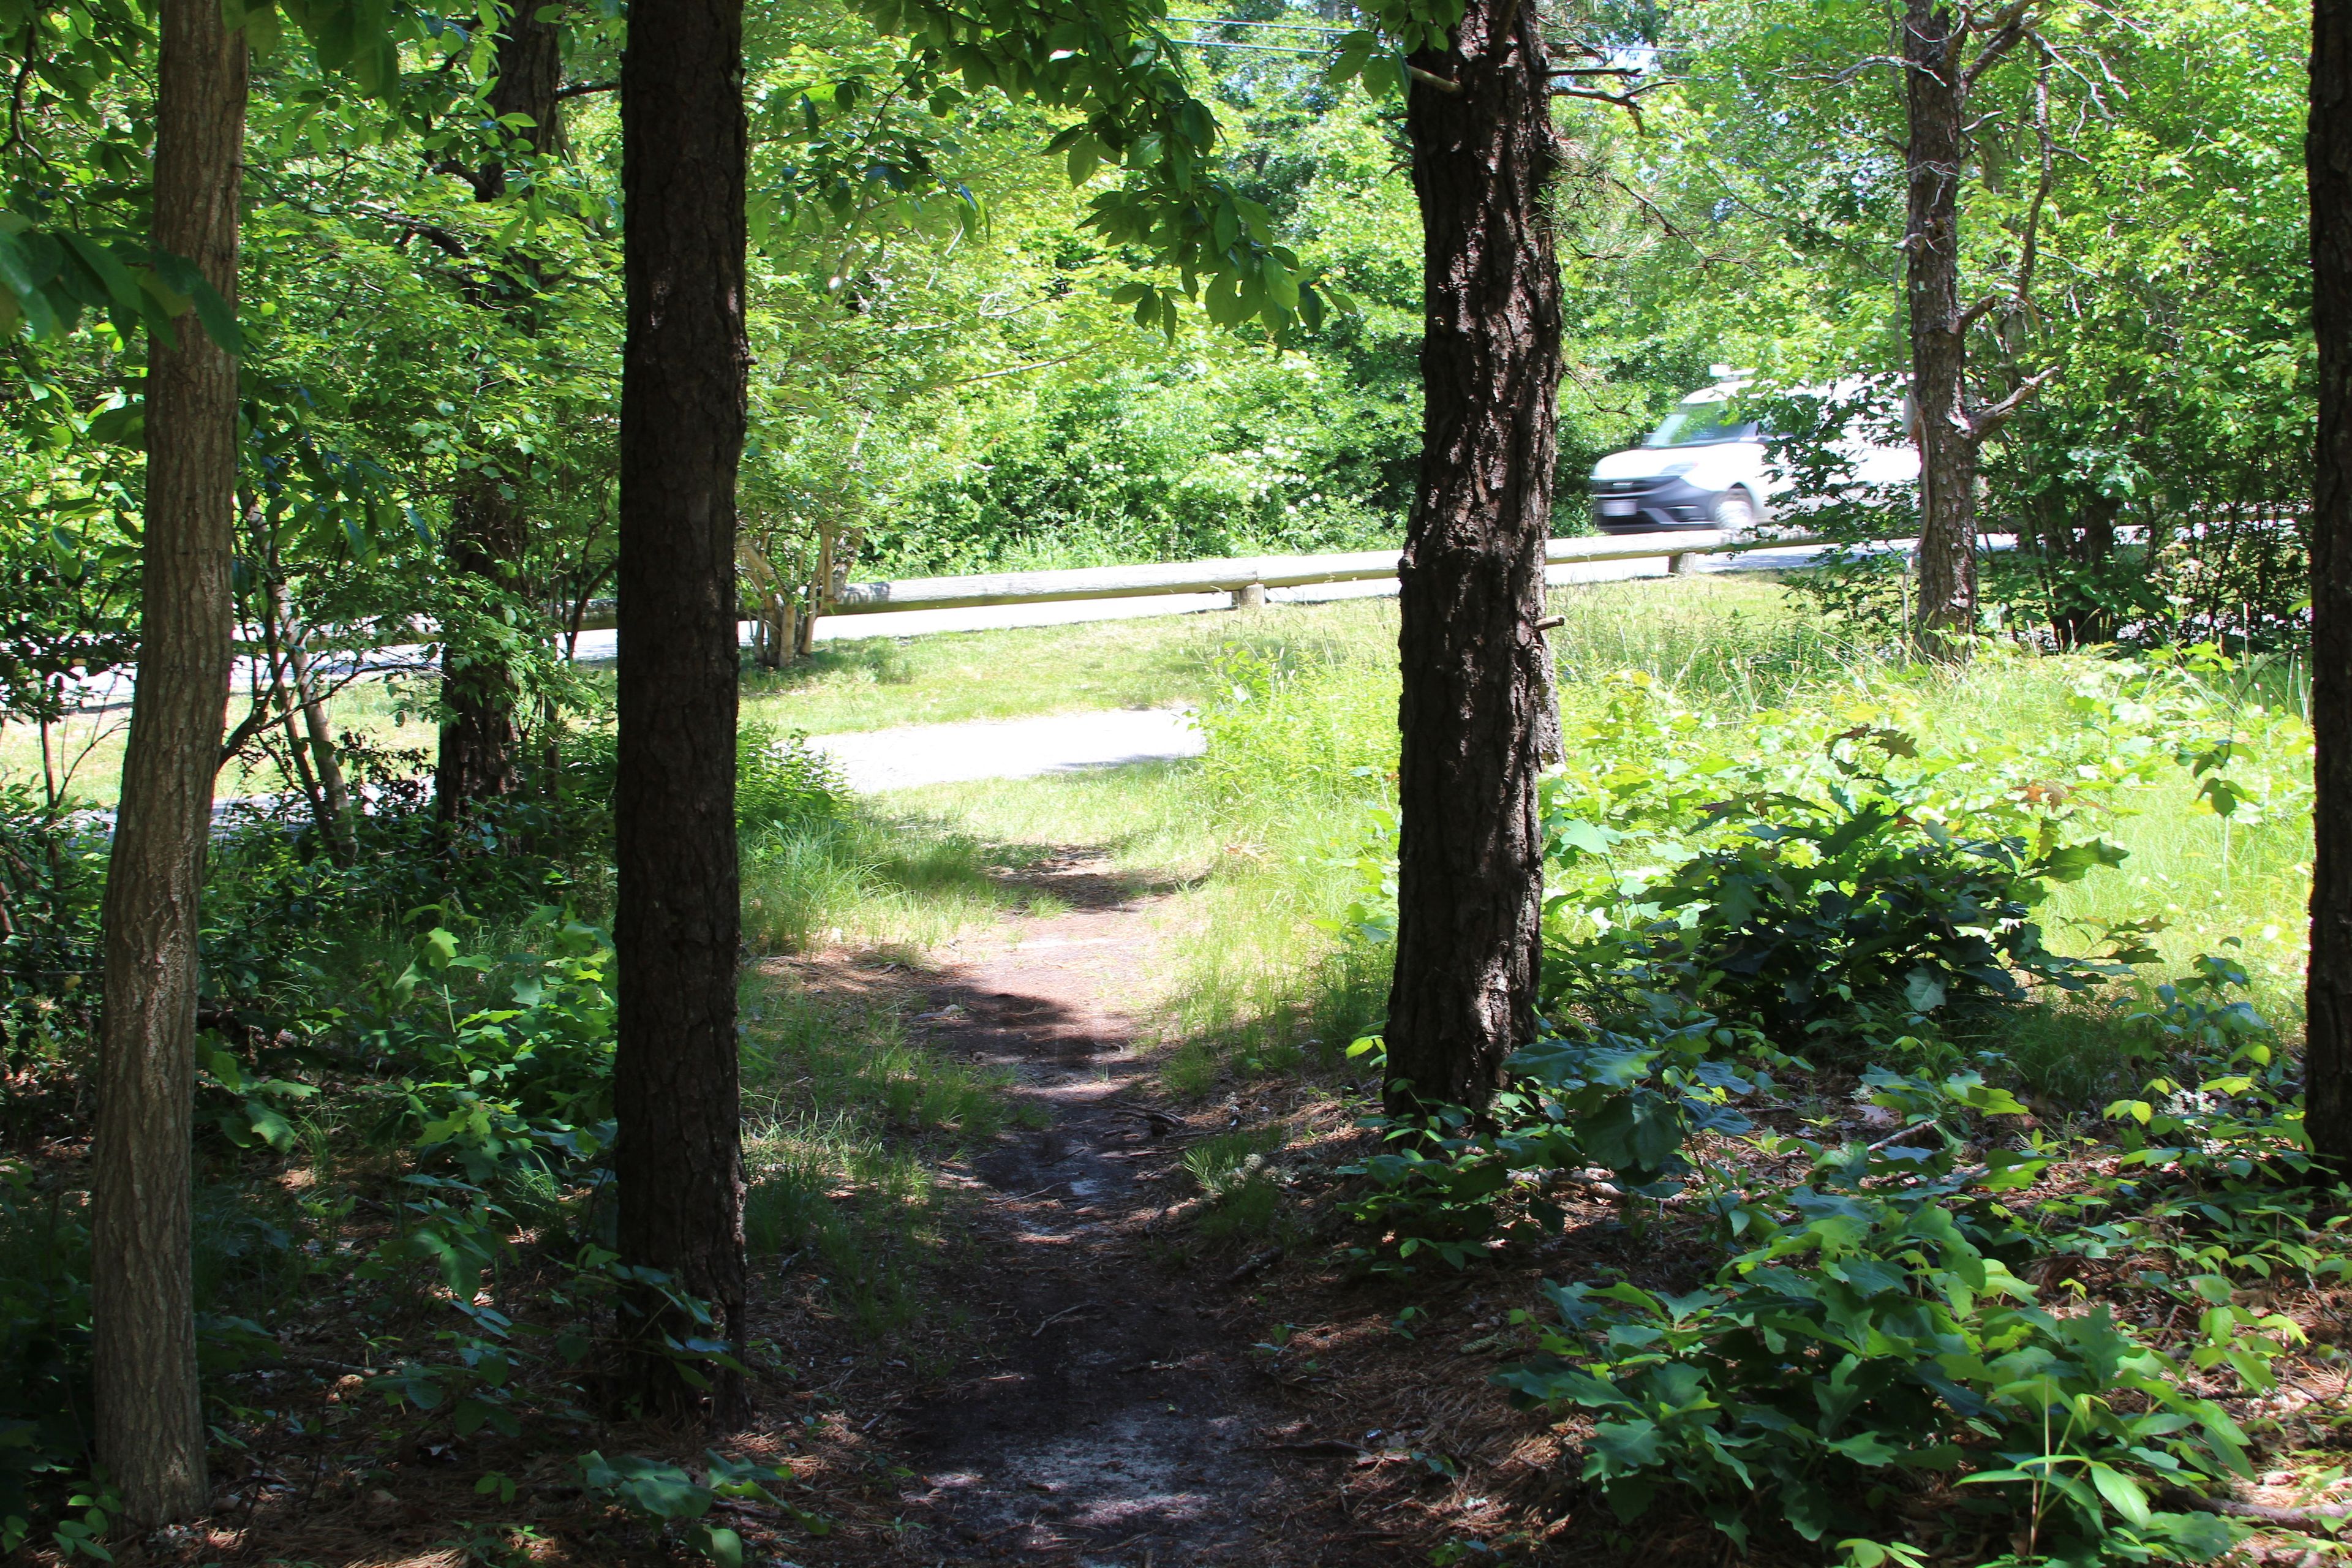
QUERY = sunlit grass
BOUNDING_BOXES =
[739,594,1409,736]
[876,758,1213,880]
[739,809,1030,957]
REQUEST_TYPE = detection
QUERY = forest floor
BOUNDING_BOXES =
[759,847,1396,1566]
[737,821,1687,1568]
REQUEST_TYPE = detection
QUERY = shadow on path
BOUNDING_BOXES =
[769,849,1369,1566]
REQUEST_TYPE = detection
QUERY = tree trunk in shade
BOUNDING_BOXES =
[1903,0,1980,648]
[1383,0,1562,1118]
[435,476,528,815]
[614,0,750,1425]
[436,1,565,820]
[2306,0,2352,1176]
[91,0,246,1526]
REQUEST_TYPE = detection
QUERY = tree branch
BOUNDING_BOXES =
[1551,83,1656,122]
[1954,293,2007,334]
[2014,48,2054,306]
[1406,63,1461,93]
[1972,363,2060,436]
[1962,0,2035,87]
[554,80,617,99]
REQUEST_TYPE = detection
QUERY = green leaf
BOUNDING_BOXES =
[0,226,59,337]
[1589,1416,1664,1471]
[87,400,144,448]
[1324,29,1375,84]
[58,233,141,315]
[245,1102,297,1152]
[2090,1463,2154,1528]
[1555,818,1621,856]
[151,254,242,354]
[693,1524,744,1568]
[1902,969,1947,1014]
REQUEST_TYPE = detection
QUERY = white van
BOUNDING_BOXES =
[1588,376,1918,534]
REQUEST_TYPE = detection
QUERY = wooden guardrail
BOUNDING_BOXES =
[568,530,1828,631]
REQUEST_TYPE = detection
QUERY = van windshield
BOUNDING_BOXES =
[1645,399,1762,448]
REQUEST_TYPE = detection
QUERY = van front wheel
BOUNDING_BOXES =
[1711,487,1760,532]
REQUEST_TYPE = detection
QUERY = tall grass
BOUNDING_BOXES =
[1547,575,1882,712]
[1156,579,2315,1104]
[739,812,1021,956]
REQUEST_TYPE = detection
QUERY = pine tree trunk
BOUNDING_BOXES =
[436,2,564,819]
[1384,0,1561,1117]
[2306,0,2352,1175]
[1904,0,1979,649]
[91,0,245,1525]
[614,0,750,1424]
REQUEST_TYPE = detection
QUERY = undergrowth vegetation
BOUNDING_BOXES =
[0,724,1000,1560]
[1151,586,2332,1563]
[4,576,2335,1563]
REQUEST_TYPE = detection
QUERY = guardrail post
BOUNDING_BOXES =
[1231,578,1266,609]
[1667,551,1697,576]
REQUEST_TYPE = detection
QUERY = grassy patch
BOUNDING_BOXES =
[739,809,1032,957]
[739,973,1019,1343]
[1183,1124,1300,1245]
[741,594,1409,735]
[877,760,1211,881]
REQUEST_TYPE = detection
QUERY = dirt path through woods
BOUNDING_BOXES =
[773,850,1366,1567]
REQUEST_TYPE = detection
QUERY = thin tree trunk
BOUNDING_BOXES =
[1904,0,1979,649]
[271,576,352,860]
[2306,0,2352,1176]
[436,1,564,820]
[614,0,750,1425]
[91,0,245,1525]
[253,562,325,827]
[1383,0,1561,1117]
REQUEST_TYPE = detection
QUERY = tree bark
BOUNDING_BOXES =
[435,477,527,816]
[2307,0,2352,1177]
[614,0,750,1425]
[1903,0,1980,648]
[436,1,564,820]
[91,0,245,1526]
[1384,0,1561,1117]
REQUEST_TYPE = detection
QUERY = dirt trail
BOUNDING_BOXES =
[816,850,1351,1566]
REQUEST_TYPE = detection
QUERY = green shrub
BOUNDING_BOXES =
[1547,789,2141,1055]
[736,724,843,834]
[0,783,100,1106]
[1500,1213,2249,1564]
